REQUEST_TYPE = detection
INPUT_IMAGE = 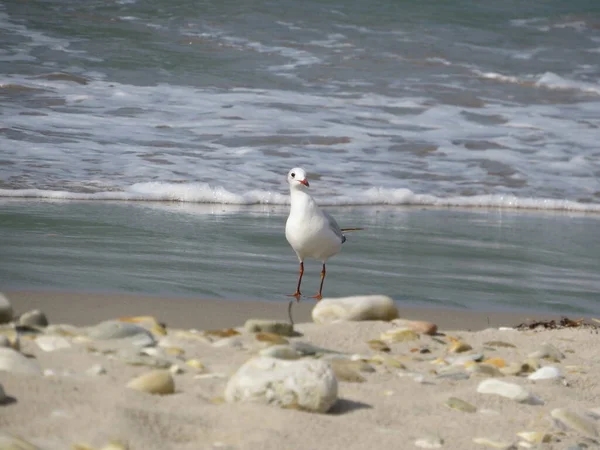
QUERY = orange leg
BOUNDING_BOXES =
[310,263,326,301]
[287,261,304,299]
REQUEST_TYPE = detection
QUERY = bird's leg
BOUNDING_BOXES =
[310,263,326,301]
[286,261,304,299]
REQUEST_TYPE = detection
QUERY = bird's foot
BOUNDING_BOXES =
[286,292,302,301]
[309,293,323,301]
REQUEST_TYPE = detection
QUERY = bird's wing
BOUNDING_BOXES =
[322,210,345,242]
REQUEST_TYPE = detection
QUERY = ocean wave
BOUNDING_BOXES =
[1,183,599,213]
[475,70,600,96]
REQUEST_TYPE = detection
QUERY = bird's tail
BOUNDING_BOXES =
[340,227,365,232]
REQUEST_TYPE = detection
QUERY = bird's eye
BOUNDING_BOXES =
[291,173,295,178]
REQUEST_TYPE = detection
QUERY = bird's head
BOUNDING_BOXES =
[287,167,309,189]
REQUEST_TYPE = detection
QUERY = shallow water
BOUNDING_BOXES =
[1,200,599,316]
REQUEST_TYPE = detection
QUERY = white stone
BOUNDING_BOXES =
[551,408,598,438]
[414,435,444,448]
[311,295,399,324]
[86,364,107,376]
[35,335,71,352]
[477,379,541,404]
[225,356,338,413]
[528,366,563,381]
[0,293,13,324]
[0,347,43,375]
[86,320,156,347]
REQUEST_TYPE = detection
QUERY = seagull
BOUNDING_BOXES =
[285,167,363,302]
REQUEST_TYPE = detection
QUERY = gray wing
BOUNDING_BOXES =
[323,210,346,243]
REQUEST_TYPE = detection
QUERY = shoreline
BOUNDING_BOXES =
[3,290,578,331]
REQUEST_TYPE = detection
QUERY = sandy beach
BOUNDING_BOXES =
[2,291,600,449]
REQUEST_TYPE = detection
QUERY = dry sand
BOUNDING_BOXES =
[1,291,600,450]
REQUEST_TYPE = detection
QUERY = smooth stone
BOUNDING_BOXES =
[516,431,551,444]
[259,345,302,360]
[448,353,485,366]
[87,321,156,347]
[311,295,399,324]
[291,341,342,356]
[414,435,444,448]
[477,379,541,404]
[472,437,516,449]
[436,370,470,381]
[483,358,506,368]
[85,364,107,376]
[126,370,175,395]
[380,328,420,343]
[466,363,504,378]
[529,343,565,361]
[445,396,477,413]
[369,354,406,369]
[0,293,13,324]
[212,336,244,348]
[254,332,289,346]
[392,319,438,335]
[551,408,598,438]
[328,359,373,383]
[35,335,71,352]
[244,319,294,337]
[483,341,516,349]
[185,359,205,370]
[0,347,42,375]
[367,339,391,353]
[118,315,166,337]
[18,309,49,328]
[449,341,473,353]
[224,356,338,413]
[528,366,563,381]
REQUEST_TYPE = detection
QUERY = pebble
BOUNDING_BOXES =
[414,435,444,448]
[291,341,341,356]
[18,309,49,328]
[445,396,477,413]
[380,328,420,343]
[85,364,107,376]
[448,340,473,353]
[35,335,71,352]
[466,363,504,378]
[169,364,184,375]
[367,339,391,352]
[484,341,516,349]
[516,431,551,444]
[477,379,541,404]
[311,295,399,324]
[0,347,43,375]
[483,358,506,368]
[185,359,205,370]
[254,332,289,346]
[244,319,294,336]
[529,343,564,361]
[126,370,175,395]
[551,408,598,438]
[259,345,302,360]
[392,319,438,335]
[224,356,338,413]
[527,365,563,381]
[472,437,516,449]
[369,354,406,369]
[117,315,166,337]
[212,336,244,349]
[87,320,156,347]
[0,293,13,324]
[328,359,372,383]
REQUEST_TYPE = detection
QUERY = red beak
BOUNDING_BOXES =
[299,179,309,187]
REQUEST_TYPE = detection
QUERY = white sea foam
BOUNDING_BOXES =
[1,184,599,213]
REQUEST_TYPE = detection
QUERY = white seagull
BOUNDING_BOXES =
[285,167,363,301]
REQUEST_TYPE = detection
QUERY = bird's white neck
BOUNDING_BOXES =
[289,188,318,217]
